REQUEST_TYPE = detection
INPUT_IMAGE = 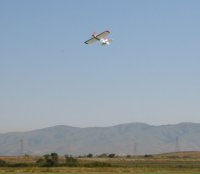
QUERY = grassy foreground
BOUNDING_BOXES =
[0,152,200,173]
[0,168,200,174]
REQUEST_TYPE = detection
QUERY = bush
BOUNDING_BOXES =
[8,163,30,167]
[87,153,93,158]
[65,155,78,167]
[98,153,108,157]
[144,154,153,158]
[84,161,111,167]
[0,159,6,166]
[38,153,59,167]
[36,158,44,163]
[108,153,115,158]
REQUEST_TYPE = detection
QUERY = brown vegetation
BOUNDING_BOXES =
[0,151,200,173]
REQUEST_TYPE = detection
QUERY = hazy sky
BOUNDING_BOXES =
[1,0,200,133]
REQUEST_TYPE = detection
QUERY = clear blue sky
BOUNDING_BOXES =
[1,0,200,133]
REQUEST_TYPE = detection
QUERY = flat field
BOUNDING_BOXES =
[0,152,200,173]
[0,167,200,174]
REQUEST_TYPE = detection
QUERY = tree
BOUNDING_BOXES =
[108,153,115,158]
[51,153,58,164]
[36,158,45,166]
[42,153,59,166]
[98,153,108,157]
[87,153,93,158]
[64,154,78,166]
[0,159,6,166]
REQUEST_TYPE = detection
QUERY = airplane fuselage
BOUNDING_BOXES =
[84,30,111,45]
[92,35,110,45]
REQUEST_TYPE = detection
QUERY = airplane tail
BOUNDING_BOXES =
[92,32,96,37]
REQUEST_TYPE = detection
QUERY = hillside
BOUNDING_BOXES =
[0,122,200,156]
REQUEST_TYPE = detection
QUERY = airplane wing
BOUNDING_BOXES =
[84,37,98,44]
[96,30,110,39]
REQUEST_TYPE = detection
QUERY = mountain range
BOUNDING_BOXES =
[0,122,200,156]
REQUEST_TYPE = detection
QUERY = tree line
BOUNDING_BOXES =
[0,153,113,167]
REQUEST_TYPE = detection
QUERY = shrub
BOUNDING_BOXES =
[144,154,153,158]
[108,153,115,158]
[87,153,93,158]
[0,159,6,166]
[41,153,59,167]
[98,153,108,157]
[36,158,45,167]
[65,155,78,167]
[84,161,111,167]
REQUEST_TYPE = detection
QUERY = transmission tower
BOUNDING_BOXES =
[134,142,137,155]
[20,139,24,155]
[175,136,180,152]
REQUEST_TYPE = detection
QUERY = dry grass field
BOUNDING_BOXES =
[0,151,200,173]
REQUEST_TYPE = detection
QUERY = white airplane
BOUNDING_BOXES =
[84,30,112,46]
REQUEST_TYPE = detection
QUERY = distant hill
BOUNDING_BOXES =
[0,122,200,156]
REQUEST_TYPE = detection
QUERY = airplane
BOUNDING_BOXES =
[84,30,112,46]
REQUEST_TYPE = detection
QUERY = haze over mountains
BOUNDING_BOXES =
[0,122,200,156]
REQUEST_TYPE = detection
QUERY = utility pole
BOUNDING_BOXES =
[175,136,180,152]
[20,139,24,156]
[134,142,137,155]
